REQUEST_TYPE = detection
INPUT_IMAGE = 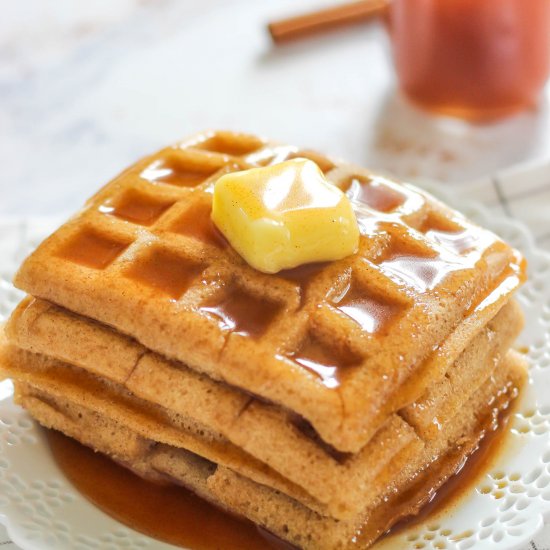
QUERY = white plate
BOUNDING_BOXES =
[1,184,550,550]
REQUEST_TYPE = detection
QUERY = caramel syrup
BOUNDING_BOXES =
[200,288,281,337]
[419,214,478,256]
[389,0,550,121]
[44,382,520,550]
[424,228,478,256]
[279,262,328,305]
[291,336,360,388]
[125,249,203,299]
[100,192,175,227]
[45,430,292,550]
[170,202,227,249]
[378,253,467,292]
[333,280,404,334]
[346,177,406,213]
[284,151,334,174]
[141,158,217,188]
[279,262,328,287]
[378,384,520,547]
[194,136,262,157]
[57,230,129,270]
[419,212,462,235]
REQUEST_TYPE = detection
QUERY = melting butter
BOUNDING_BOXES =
[211,158,359,274]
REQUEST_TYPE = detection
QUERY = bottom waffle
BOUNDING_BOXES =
[6,350,526,550]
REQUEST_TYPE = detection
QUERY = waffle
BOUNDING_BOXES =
[9,350,526,550]
[4,131,529,547]
[4,296,523,519]
[13,130,526,452]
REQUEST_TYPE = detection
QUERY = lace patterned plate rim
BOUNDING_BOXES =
[0,183,549,550]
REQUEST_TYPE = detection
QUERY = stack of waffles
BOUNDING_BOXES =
[0,131,527,549]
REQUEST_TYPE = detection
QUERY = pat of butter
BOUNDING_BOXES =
[211,158,360,274]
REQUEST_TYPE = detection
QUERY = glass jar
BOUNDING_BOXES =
[388,0,550,120]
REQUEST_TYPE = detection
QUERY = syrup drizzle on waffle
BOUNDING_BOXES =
[333,279,405,334]
[56,229,130,270]
[170,200,227,249]
[200,287,282,337]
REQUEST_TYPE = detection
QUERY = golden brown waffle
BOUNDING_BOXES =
[13,130,526,452]
[5,296,523,519]
[10,350,526,550]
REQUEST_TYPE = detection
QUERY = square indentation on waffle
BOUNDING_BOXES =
[99,188,176,227]
[418,210,479,256]
[276,262,332,306]
[55,228,130,270]
[374,227,471,292]
[284,150,335,174]
[124,247,205,299]
[248,145,335,173]
[189,131,264,157]
[198,282,284,338]
[345,175,407,213]
[289,329,362,389]
[330,261,410,336]
[140,149,225,188]
[168,196,227,250]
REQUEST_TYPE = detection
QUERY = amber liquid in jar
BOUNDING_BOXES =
[388,0,550,120]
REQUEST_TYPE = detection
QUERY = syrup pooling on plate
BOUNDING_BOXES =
[333,279,405,334]
[141,155,219,188]
[200,287,282,337]
[170,201,227,248]
[56,229,129,270]
[46,430,290,550]
[125,249,204,299]
[99,190,175,227]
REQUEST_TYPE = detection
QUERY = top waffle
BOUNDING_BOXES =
[14,130,526,452]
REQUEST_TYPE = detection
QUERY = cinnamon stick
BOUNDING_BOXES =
[268,0,388,45]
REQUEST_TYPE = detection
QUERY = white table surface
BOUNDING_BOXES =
[1,1,550,548]
[2,0,550,220]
